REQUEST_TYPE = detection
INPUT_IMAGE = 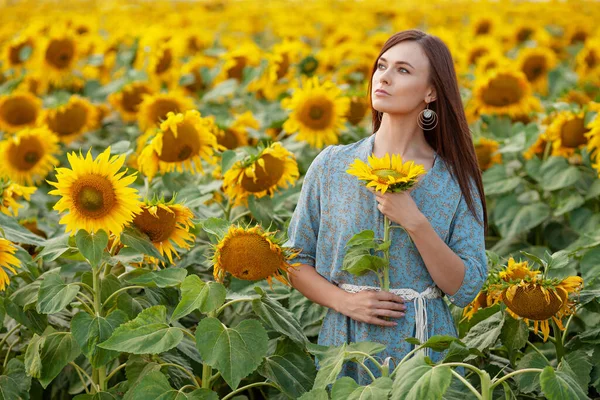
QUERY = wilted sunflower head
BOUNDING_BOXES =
[346,152,427,194]
[474,137,502,171]
[212,224,300,288]
[132,197,195,264]
[0,238,21,291]
[545,110,590,157]
[136,91,196,133]
[0,178,36,217]
[42,95,98,143]
[0,92,42,133]
[108,82,155,123]
[222,141,299,206]
[47,147,141,236]
[0,127,60,185]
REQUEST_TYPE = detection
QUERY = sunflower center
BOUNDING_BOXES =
[309,106,323,120]
[227,56,247,80]
[475,21,491,35]
[517,28,533,43]
[46,102,89,136]
[276,53,291,80]
[7,136,43,171]
[301,99,333,130]
[585,50,598,69]
[219,232,283,280]
[217,129,240,150]
[72,175,116,218]
[372,168,405,180]
[9,42,32,65]
[503,284,567,320]
[475,144,493,169]
[155,48,173,74]
[522,56,546,81]
[133,207,177,243]
[347,97,369,125]
[0,96,38,127]
[185,69,207,93]
[240,154,286,193]
[571,31,587,44]
[150,99,182,126]
[45,38,76,70]
[481,74,524,107]
[468,48,487,65]
[122,85,152,113]
[158,120,200,163]
[560,118,589,148]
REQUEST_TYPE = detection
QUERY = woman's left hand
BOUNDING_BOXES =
[367,186,426,233]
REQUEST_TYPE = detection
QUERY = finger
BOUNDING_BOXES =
[373,309,406,318]
[376,291,405,303]
[367,317,398,327]
[378,301,407,311]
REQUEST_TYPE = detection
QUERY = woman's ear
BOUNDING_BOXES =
[426,87,437,103]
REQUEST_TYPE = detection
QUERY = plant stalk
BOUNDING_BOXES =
[552,320,565,363]
[382,216,390,292]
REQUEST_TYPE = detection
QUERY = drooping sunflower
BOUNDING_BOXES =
[132,198,195,264]
[211,224,301,288]
[223,142,299,206]
[516,47,557,96]
[545,110,590,157]
[137,110,222,181]
[0,179,37,217]
[41,95,98,143]
[47,147,141,235]
[0,92,42,133]
[108,82,155,123]
[346,152,427,194]
[474,137,502,171]
[282,76,350,149]
[0,238,21,291]
[467,69,541,122]
[0,127,60,185]
[136,91,196,133]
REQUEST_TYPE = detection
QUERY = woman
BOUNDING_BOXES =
[285,29,488,384]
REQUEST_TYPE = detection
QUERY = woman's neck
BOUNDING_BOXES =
[372,112,434,160]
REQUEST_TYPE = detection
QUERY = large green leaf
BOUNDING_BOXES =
[170,275,226,322]
[462,312,504,359]
[252,286,308,346]
[0,359,32,400]
[514,351,551,393]
[24,333,44,378]
[99,306,183,354]
[35,233,71,261]
[540,366,588,400]
[560,350,593,395]
[541,162,581,191]
[71,310,129,367]
[332,376,393,400]
[125,268,187,288]
[36,273,80,314]
[0,213,46,246]
[312,344,347,390]
[120,227,165,261]
[342,231,388,276]
[75,229,108,267]
[500,315,528,353]
[298,388,329,400]
[39,332,81,388]
[4,297,48,334]
[124,370,218,400]
[195,317,268,390]
[504,203,551,238]
[390,354,452,400]
[73,392,117,400]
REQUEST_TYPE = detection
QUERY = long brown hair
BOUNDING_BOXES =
[368,29,488,234]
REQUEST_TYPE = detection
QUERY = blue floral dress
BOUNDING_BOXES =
[284,133,487,385]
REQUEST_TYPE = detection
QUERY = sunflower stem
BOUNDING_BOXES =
[0,323,21,354]
[552,320,565,363]
[92,265,107,391]
[542,140,552,161]
[214,298,254,317]
[201,310,217,389]
[221,382,279,400]
[102,286,145,310]
[450,369,482,400]
[382,216,390,292]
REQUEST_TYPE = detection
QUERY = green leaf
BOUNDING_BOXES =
[0,213,46,246]
[485,177,522,195]
[39,332,81,388]
[252,287,308,346]
[98,306,183,354]
[540,366,588,400]
[200,218,230,240]
[24,333,44,378]
[346,230,377,248]
[505,203,551,238]
[540,162,581,191]
[333,376,393,400]
[36,273,80,314]
[462,312,504,359]
[342,249,388,276]
[221,150,237,174]
[120,227,165,261]
[74,392,117,400]
[312,344,347,389]
[35,233,71,261]
[390,353,452,400]
[72,310,129,367]
[0,359,32,400]
[195,317,268,390]
[125,268,187,288]
[415,335,463,352]
[4,297,48,334]
[553,192,585,216]
[123,369,218,399]
[581,247,600,283]
[298,388,329,400]
[500,315,528,352]
[515,351,551,393]
[170,276,226,322]
[75,229,109,267]
[560,350,593,394]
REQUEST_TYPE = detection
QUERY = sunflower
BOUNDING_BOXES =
[575,39,600,83]
[132,198,195,264]
[467,69,541,122]
[216,111,259,150]
[138,40,181,89]
[47,147,141,235]
[0,238,21,291]
[516,47,557,95]
[213,41,262,85]
[345,94,370,126]
[211,224,301,288]
[108,82,155,123]
[0,179,36,217]
[2,34,35,73]
[223,142,299,206]
[179,55,218,96]
[585,106,600,176]
[41,95,98,143]
[37,28,79,86]
[474,137,502,171]
[0,92,42,133]
[346,152,427,194]
[523,133,550,160]
[545,110,590,157]
[137,110,222,181]
[0,127,60,185]
[282,76,350,149]
[136,91,196,133]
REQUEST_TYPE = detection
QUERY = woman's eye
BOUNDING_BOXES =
[377,63,385,70]
[398,68,409,73]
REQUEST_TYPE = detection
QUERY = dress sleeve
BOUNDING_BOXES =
[445,180,488,308]
[284,146,331,268]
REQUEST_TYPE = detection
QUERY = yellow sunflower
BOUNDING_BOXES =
[346,152,427,194]
[47,147,141,235]
[282,76,350,149]
[585,106,600,176]
[516,47,557,96]
[575,39,600,83]
[0,179,36,217]
[0,92,42,133]
[0,238,21,291]
[132,198,195,264]
[108,82,155,123]
[41,95,98,143]
[467,69,541,122]
[0,127,60,185]
[474,137,502,171]
[137,110,222,181]
[223,142,299,207]
[211,224,301,288]
[37,28,79,86]
[213,41,262,85]
[179,55,218,96]
[545,110,590,157]
[2,34,35,73]
[345,94,370,126]
[136,91,196,133]
[523,133,550,160]
[216,111,259,150]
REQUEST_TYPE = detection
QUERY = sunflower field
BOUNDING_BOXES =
[1,0,600,399]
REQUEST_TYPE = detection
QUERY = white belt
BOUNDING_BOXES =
[338,283,443,357]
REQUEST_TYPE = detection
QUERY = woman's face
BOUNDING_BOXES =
[371,40,436,115]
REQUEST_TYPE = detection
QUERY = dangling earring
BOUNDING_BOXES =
[417,102,438,130]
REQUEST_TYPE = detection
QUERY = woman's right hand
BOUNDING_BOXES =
[337,290,406,327]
